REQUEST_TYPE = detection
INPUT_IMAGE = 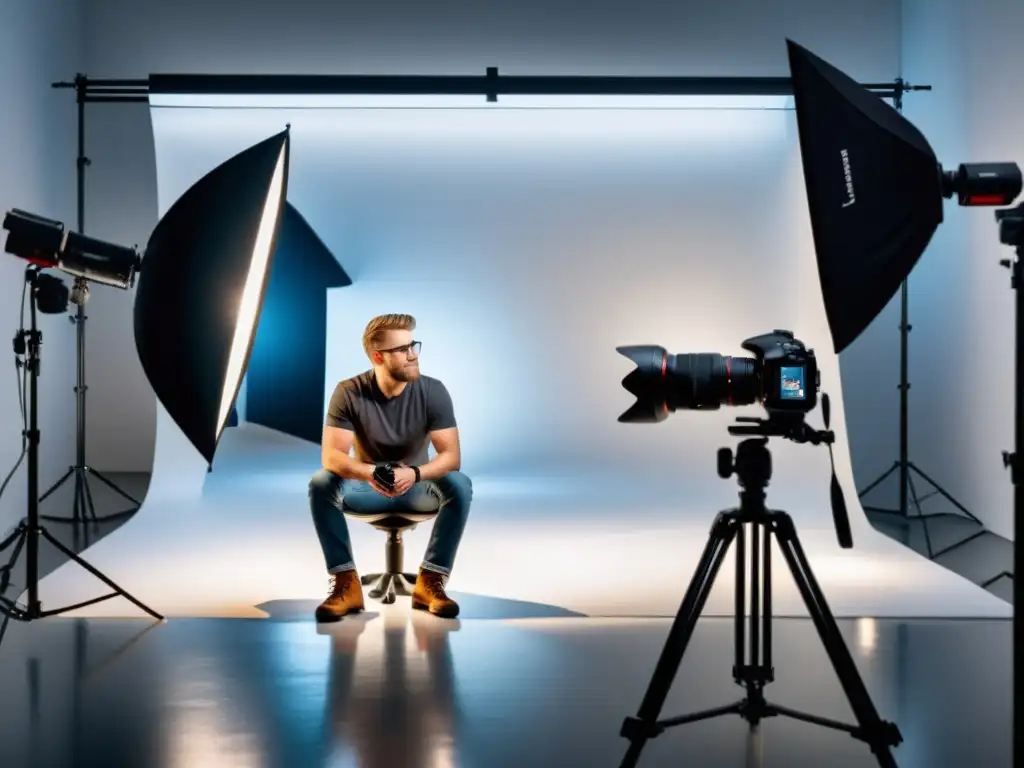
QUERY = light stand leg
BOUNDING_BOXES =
[858,276,984,558]
[0,270,162,639]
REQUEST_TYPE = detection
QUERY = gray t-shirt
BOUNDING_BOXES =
[325,370,457,466]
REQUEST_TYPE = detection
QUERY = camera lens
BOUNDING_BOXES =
[669,354,760,409]
[617,346,760,422]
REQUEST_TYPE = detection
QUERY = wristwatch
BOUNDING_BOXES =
[412,465,421,482]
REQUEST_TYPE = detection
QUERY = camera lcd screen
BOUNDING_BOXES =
[779,366,806,400]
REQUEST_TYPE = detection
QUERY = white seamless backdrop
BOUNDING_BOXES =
[34,95,1009,619]
[150,97,810,501]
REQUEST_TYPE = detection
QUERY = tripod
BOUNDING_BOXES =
[0,268,162,642]
[40,74,139,525]
[619,435,902,768]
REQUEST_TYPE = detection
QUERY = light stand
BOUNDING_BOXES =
[0,267,163,638]
[41,75,140,524]
[994,202,1024,768]
[856,85,983,559]
[619,421,902,768]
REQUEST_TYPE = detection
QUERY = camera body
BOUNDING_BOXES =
[741,330,818,415]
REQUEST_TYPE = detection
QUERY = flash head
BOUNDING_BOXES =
[3,208,141,290]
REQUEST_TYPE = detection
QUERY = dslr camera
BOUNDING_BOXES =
[617,329,819,423]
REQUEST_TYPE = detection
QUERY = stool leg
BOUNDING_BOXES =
[368,573,391,600]
[385,530,404,574]
[394,575,416,596]
[381,577,397,604]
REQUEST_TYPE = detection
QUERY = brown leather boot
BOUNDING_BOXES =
[315,570,365,622]
[412,568,459,618]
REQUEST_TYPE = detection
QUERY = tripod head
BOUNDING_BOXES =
[727,412,835,446]
[717,394,853,549]
[717,437,773,493]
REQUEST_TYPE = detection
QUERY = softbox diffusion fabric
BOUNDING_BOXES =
[787,39,945,354]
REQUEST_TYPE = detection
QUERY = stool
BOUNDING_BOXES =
[343,509,440,604]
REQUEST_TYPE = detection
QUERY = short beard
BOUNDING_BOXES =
[390,363,420,382]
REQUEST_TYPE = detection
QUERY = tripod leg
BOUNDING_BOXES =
[906,462,978,521]
[40,469,86,524]
[82,472,99,521]
[75,470,87,522]
[771,513,902,767]
[857,461,898,499]
[86,468,142,507]
[0,610,11,651]
[38,467,74,504]
[904,472,934,558]
[620,512,739,768]
[0,526,28,595]
[38,527,163,621]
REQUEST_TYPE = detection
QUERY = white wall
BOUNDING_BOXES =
[79,0,903,472]
[0,1,83,535]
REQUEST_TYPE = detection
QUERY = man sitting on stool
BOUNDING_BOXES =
[309,313,473,621]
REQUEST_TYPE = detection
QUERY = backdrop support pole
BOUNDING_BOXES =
[856,81,984,561]
[40,74,141,525]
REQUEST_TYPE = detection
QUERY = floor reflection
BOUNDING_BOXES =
[0,614,1011,768]
[320,610,461,767]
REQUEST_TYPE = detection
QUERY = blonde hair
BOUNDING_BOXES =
[362,313,416,358]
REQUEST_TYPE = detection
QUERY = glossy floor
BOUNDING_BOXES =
[0,608,1010,768]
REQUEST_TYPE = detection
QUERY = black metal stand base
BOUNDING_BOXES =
[360,572,418,604]
[858,459,983,560]
[0,519,163,650]
[39,464,139,524]
[619,439,902,768]
[855,276,983,560]
[0,267,162,653]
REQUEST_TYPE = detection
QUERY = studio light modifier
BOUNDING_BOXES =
[785,39,1022,354]
[2,208,141,290]
[617,330,819,423]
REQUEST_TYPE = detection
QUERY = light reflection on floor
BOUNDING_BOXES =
[0,605,1011,768]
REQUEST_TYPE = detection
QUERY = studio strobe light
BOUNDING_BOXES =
[2,207,146,524]
[1,208,141,289]
[0,129,290,643]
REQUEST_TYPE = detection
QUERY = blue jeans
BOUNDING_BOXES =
[309,469,473,576]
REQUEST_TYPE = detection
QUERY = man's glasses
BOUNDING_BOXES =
[376,340,422,358]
